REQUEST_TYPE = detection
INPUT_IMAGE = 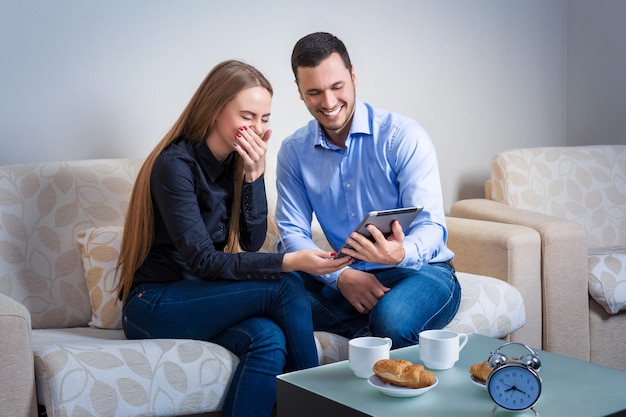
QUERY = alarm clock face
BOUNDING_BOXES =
[487,363,541,411]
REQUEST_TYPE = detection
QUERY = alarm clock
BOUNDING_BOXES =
[486,342,542,415]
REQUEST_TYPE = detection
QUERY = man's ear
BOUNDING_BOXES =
[351,66,358,87]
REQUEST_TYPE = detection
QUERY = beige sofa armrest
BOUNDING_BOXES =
[445,216,541,348]
[450,199,590,361]
[0,294,37,417]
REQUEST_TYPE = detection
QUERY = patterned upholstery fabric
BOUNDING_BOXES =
[1,158,526,416]
[489,146,626,314]
[0,159,142,329]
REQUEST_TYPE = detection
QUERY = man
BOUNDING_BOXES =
[275,32,461,348]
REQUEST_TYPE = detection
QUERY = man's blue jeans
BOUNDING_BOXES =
[293,262,461,348]
[122,275,318,417]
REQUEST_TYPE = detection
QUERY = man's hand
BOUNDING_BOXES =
[336,269,390,314]
[340,220,405,265]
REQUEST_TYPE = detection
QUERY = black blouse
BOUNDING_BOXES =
[133,139,284,285]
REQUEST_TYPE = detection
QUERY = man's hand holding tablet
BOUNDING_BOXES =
[335,207,423,260]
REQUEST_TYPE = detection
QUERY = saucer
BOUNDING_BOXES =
[367,375,438,397]
[470,375,487,390]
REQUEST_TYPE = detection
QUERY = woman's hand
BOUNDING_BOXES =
[281,249,353,275]
[234,126,271,182]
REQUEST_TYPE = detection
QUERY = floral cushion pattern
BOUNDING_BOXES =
[32,328,238,416]
[0,159,142,329]
[588,248,626,314]
[76,225,125,329]
[490,146,626,248]
[490,146,626,314]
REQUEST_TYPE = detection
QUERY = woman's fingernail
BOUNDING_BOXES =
[243,126,248,130]
[236,133,242,138]
[331,252,336,257]
[239,126,244,131]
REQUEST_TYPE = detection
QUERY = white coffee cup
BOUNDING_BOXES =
[348,336,393,378]
[419,330,468,370]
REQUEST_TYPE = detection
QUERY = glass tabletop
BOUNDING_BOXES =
[278,334,626,417]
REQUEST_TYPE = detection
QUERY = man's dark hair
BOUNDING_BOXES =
[291,32,352,80]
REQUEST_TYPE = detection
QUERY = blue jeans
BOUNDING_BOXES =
[293,262,461,348]
[122,275,318,417]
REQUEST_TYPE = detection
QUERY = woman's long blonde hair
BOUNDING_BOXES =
[115,60,273,303]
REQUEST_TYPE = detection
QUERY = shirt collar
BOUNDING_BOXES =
[192,140,232,181]
[314,100,371,149]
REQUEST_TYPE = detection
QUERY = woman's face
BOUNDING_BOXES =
[208,86,272,160]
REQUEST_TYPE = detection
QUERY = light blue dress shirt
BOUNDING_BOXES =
[275,100,454,288]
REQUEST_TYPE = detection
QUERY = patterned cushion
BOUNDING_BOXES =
[75,225,124,329]
[30,327,348,416]
[0,159,142,329]
[445,272,525,338]
[32,328,237,416]
[588,248,626,314]
[490,145,626,249]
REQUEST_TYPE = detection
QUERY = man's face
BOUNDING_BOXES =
[295,52,357,144]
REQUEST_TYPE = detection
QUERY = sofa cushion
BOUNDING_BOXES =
[31,328,237,416]
[588,248,626,314]
[75,225,124,329]
[447,272,525,338]
[489,145,626,249]
[0,159,143,329]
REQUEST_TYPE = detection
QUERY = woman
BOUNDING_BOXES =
[115,60,352,417]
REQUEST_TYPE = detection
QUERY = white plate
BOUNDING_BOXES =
[367,375,438,397]
[470,375,487,390]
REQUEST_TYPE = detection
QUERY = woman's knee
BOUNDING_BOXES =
[221,317,287,358]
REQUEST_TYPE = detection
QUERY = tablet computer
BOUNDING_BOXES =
[334,206,423,258]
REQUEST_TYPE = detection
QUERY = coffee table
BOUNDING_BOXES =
[277,334,626,416]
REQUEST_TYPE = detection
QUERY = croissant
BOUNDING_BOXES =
[469,360,492,383]
[372,359,437,388]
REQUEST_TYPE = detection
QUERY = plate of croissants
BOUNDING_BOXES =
[367,359,438,397]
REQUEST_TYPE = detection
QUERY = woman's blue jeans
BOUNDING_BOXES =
[293,262,461,348]
[122,274,318,417]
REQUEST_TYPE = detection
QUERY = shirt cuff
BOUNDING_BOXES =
[397,241,423,269]
[319,265,352,290]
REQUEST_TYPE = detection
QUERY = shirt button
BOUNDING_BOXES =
[346,183,352,188]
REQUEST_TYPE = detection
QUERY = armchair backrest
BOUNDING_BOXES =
[488,145,626,249]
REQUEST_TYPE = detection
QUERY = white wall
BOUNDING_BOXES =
[0,0,574,210]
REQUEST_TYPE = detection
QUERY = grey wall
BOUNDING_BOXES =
[567,0,626,146]
[1,0,623,211]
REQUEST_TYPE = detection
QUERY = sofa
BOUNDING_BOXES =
[450,145,626,371]
[0,157,537,417]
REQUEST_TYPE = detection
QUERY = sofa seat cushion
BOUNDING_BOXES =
[588,247,626,314]
[31,328,348,416]
[32,328,238,417]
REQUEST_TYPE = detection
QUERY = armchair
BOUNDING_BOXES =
[451,145,626,370]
